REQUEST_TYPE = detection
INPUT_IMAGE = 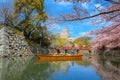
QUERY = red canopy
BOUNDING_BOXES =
[73,44,79,50]
[63,43,72,49]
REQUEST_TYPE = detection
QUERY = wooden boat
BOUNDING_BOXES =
[34,54,83,61]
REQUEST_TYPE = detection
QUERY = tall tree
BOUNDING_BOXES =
[13,0,50,47]
[0,5,12,26]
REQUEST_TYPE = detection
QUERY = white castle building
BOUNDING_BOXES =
[60,28,69,39]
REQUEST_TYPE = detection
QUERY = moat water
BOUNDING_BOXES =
[0,55,120,80]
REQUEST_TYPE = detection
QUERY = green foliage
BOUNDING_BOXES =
[59,38,67,47]
[13,0,51,47]
[73,39,83,47]
[0,26,3,30]
[51,34,61,47]
[0,26,23,36]
[51,35,91,48]
[73,36,91,47]
[26,39,41,53]
[7,26,23,36]
[51,34,68,47]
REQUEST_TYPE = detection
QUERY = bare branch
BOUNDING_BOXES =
[0,6,12,26]
[59,9,120,21]
[105,0,120,4]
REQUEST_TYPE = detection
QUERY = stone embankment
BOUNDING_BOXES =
[0,27,33,57]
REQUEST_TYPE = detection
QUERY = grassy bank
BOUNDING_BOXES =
[0,26,23,36]
[0,26,3,30]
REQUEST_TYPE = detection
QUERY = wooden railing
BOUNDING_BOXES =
[79,47,91,50]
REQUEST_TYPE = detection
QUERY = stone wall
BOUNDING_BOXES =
[0,27,33,57]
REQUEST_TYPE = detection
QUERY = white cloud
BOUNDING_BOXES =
[78,32,88,36]
[94,4,104,9]
[70,32,88,38]
[47,23,62,32]
[55,1,72,6]
[81,2,88,9]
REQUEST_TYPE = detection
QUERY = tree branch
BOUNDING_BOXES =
[105,0,120,4]
[60,9,120,21]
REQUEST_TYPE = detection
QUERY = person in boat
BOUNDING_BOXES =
[76,49,79,53]
[71,49,75,55]
[88,50,92,58]
[65,49,68,54]
[56,49,60,54]
[88,50,91,54]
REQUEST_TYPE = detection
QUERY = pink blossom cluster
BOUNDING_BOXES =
[90,22,120,51]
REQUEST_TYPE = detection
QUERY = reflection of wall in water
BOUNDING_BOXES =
[0,57,33,80]
[92,56,120,80]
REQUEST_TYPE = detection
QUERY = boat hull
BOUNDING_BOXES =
[34,54,83,61]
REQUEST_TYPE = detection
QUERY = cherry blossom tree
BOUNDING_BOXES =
[90,21,120,51]
[89,1,120,51]
[51,0,120,51]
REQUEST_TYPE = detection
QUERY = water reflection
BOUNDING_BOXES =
[0,56,119,80]
[92,55,120,80]
[0,57,33,80]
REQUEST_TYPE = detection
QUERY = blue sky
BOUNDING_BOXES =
[0,0,109,38]
[44,0,107,38]
[0,0,13,7]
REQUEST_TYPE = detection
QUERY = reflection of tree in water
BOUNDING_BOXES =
[0,57,54,80]
[21,58,51,80]
[1,57,95,80]
[75,59,91,67]
[92,55,120,80]
[60,61,70,74]
[48,60,92,75]
[109,58,120,68]
[49,61,61,73]
[0,57,77,80]
[48,61,70,74]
